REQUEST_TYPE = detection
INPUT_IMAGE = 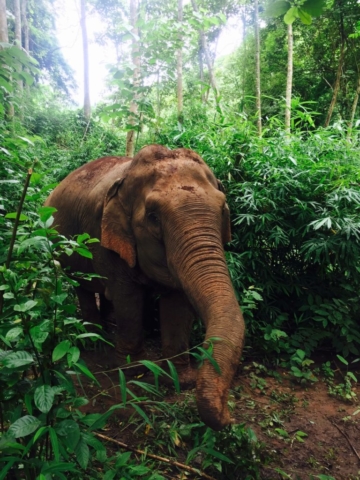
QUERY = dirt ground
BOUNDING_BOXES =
[80,341,360,480]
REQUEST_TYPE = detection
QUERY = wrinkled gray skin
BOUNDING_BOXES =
[45,144,245,430]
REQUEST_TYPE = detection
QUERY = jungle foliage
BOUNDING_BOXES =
[0,0,360,478]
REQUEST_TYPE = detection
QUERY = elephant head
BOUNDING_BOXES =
[101,145,245,430]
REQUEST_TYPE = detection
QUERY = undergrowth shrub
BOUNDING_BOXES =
[154,113,360,358]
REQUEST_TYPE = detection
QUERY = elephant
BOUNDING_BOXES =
[45,144,245,430]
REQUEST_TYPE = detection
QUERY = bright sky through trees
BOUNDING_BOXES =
[55,0,242,105]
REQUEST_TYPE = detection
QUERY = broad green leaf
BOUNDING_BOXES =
[284,6,298,24]
[8,415,41,438]
[302,0,326,17]
[67,346,80,365]
[0,76,13,91]
[265,0,289,17]
[19,70,34,85]
[34,385,55,413]
[75,247,92,259]
[298,8,312,25]
[2,350,33,368]
[5,212,28,221]
[13,300,38,312]
[52,340,71,362]
[75,437,90,470]
[76,233,90,243]
[38,206,57,223]
[5,327,23,341]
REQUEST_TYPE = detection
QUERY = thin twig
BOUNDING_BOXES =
[94,432,216,480]
[0,167,33,315]
[331,420,360,462]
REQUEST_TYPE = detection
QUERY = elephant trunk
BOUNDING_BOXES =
[166,219,245,431]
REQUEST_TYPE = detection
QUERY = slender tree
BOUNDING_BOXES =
[125,0,140,157]
[254,0,262,136]
[284,22,293,134]
[324,6,346,127]
[176,0,183,123]
[14,0,23,96]
[21,0,29,53]
[80,0,91,120]
[266,0,326,133]
[191,0,218,97]
[0,0,8,43]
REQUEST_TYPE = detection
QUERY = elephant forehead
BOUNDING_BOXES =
[152,159,217,186]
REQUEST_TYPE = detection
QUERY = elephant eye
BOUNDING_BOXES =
[147,212,159,225]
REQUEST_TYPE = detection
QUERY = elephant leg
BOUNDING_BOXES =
[159,291,196,387]
[99,293,114,328]
[107,282,145,367]
[75,286,102,330]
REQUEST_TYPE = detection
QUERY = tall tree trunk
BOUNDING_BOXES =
[176,0,183,123]
[241,6,247,108]
[285,22,293,134]
[324,39,345,127]
[191,0,218,101]
[347,75,360,139]
[0,0,8,43]
[14,0,23,98]
[126,0,140,158]
[21,0,29,52]
[0,0,14,120]
[80,0,91,121]
[198,40,205,103]
[254,0,262,137]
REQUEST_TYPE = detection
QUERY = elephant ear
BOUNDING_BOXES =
[101,178,136,268]
[217,179,232,244]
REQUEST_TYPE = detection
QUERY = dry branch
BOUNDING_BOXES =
[94,432,217,480]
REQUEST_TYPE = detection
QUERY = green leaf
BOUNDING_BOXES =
[0,76,13,92]
[75,247,92,259]
[298,8,312,24]
[130,402,152,426]
[52,340,71,362]
[5,327,23,341]
[8,415,41,438]
[13,300,38,312]
[166,360,180,394]
[284,6,298,24]
[74,362,99,385]
[67,346,80,365]
[203,447,234,463]
[5,212,28,221]
[336,355,348,366]
[75,437,90,470]
[38,206,57,223]
[76,233,90,243]
[119,368,127,405]
[265,0,289,17]
[34,385,55,414]
[0,458,17,480]
[302,0,326,17]
[49,427,60,462]
[2,350,33,368]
